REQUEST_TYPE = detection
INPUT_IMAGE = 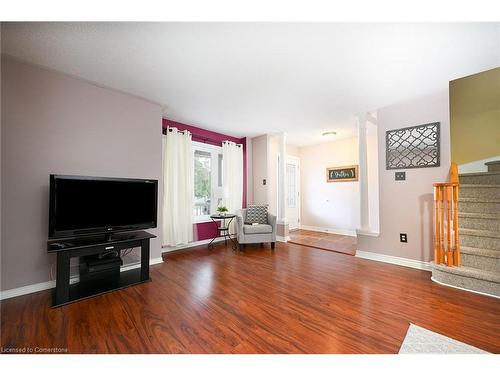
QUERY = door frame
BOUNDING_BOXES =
[285,155,301,230]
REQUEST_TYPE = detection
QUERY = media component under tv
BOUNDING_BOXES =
[49,175,158,239]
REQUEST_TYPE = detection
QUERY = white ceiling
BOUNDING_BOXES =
[2,22,499,146]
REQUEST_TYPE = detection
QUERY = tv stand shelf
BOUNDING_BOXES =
[48,230,156,307]
[68,268,145,303]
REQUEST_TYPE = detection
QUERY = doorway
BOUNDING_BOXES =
[285,155,301,230]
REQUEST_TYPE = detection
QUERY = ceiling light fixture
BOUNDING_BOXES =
[322,131,337,136]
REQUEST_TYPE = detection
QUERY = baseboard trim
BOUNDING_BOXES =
[0,280,56,301]
[356,250,431,271]
[299,225,357,237]
[356,229,380,237]
[430,276,500,299]
[0,257,164,301]
[276,235,290,243]
[162,237,225,252]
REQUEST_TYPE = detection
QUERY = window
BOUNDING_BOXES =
[193,142,223,221]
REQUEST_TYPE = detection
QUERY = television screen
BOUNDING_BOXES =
[49,175,158,238]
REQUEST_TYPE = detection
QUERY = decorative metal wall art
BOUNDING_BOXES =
[386,122,440,170]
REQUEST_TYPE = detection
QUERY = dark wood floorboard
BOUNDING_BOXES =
[289,229,357,255]
[1,241,499,353]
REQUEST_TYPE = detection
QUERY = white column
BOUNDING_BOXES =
[357,113,370,231]
[278,132,287,224]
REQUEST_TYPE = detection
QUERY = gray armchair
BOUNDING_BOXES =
[235,209,276,250]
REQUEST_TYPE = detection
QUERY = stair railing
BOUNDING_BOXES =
[433,162,460,267]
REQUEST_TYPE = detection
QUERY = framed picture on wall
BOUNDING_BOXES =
[326,165,359,182]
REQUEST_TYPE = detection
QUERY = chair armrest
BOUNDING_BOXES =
[267,212,277,231]
[235,212,244,235]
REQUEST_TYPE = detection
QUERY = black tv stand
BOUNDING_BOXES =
[48,230,156,307]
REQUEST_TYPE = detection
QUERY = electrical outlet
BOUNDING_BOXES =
[395,171,406,181]
[400,233,408,243]
[263,179,267,185]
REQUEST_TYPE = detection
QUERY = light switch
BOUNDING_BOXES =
[395,172,406,181]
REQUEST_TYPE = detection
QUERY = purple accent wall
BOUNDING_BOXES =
[162,118,247,241]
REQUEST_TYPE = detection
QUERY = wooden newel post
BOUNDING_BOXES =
[446,186,453,266]
[433,162,461,268]
[440,186,445,264]
[453,185,460,266]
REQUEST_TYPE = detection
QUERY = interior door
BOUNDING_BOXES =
[285,156,300,230]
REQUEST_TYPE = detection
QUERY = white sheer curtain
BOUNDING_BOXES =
[222,141,243,233]
[163,128,194,246]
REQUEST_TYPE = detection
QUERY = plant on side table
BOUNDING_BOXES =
[216,206,229,216]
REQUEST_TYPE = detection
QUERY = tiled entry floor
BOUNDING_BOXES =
[288,229,357,256]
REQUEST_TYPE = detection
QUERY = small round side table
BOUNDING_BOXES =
[208,214,237,250]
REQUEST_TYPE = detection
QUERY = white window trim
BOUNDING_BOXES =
[193,141,223,222]
[193,141,222,152]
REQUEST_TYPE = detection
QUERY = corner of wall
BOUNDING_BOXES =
[245,137,253,205]
[358,90,450,263]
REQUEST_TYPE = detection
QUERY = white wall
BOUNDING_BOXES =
[252,136,301,218]
[251,134,268,205]
[245,137,253,205]
[255,135,378,235]
[458,155,500,174]
[267,134,279,216]
[299,137,360,234]
[357,91,450,262]
[367,126,380,233]
[1,57,163,291]
[287,144,300,158]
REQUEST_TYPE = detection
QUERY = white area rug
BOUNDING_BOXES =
[399,324,489,354]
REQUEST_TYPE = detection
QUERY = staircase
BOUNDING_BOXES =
[432,160,500,297]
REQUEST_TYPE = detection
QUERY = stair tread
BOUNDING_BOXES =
[458,228,500,238]
[432,263,500,283]
[461,246,500,258]
[459,197,500,203]
[458,212,500,220]
[459,171,500,177]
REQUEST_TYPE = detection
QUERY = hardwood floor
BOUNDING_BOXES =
[289,229,357,255]
[1,241,499,353]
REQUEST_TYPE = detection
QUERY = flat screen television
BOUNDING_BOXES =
[49,175,158,239]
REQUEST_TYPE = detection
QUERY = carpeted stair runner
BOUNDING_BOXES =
[432,160,500,297]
